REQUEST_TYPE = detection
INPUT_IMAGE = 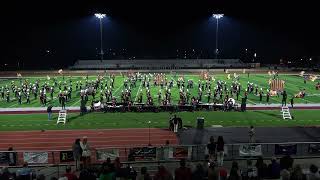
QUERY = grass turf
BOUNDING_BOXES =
[0,110,319,131]
[0,73,320,108]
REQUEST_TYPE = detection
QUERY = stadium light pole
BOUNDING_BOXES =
[95,13,106,61]
[213,14,224,59]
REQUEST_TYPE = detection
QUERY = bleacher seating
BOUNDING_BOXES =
[70,59,247,70]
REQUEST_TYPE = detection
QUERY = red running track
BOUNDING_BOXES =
[0,129,178,150]
[0,128,178,164]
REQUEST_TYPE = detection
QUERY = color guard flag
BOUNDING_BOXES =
[310,75,317,82]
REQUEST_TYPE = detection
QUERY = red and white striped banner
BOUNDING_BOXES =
[270,79,285,91]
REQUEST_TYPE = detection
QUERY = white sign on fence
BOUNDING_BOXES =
[239,144,262,157]
[23,152,48,164]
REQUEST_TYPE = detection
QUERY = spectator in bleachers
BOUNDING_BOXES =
[306,164,320,180]
[241,159,257,179]
[208,162,219,180]
[207,136,216,161]
[16,162,34,179]
[102,157,112,167]
[280,168,291,180]
[192,164,206,180]
[72,139,82,170]
[255,156,268,179]
[175,159,192,180]
[99,164,115,180]
[79,168,96,180]
[0,167,14,180]
[63,166,78,180]
[218,166,228,180]
[137,167,151,180]
[113,157,123,177]
[113,157,122,172]
[291,165,306,180]
[228,161,241,180]
[154,165,173,180]
[36,174,46,180]
[216,136,225,166]
[203,155,210,173]
[280,155,294,170]
[267,157,281,179]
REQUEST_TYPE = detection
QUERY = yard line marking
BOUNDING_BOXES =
[8,103,19,108]
[302,98,316,103]
[71,99,82,107]
[134,81,143,102]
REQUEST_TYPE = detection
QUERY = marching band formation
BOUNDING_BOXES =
[0,71,318,111]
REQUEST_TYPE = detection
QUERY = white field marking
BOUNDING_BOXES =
[8,103,19,108]
[238,94,256,104]
[113,83,125,95]
[71,98,82,106]
[134,81,143,102]
[307,94,320,96]
[302,98,316,103]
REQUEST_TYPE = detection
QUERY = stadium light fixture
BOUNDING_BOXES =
[95,13,106,61]
[213,14,224,19]
[95,13,106,19]
[212,14,224,59]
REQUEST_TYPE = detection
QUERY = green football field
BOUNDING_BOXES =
[0,110,319,131]
[0,72,320,108]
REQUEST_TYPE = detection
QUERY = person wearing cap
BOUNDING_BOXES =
[80,136,91,169]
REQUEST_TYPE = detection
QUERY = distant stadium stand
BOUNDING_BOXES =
[70,59,248,70]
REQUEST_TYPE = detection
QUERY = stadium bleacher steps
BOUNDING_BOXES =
[57,110,67,124]
[281,106,292,120]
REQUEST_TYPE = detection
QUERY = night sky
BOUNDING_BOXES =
[1,1,319,69]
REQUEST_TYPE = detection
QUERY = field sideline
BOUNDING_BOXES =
[0,110,319,131]
[1,73,320,108]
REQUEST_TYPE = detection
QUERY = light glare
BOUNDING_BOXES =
[213,14,224,19]
[95,13,106,19]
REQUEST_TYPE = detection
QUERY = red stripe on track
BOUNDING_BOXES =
[0,128,178,151]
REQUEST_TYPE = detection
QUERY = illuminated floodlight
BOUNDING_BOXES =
[213,14,224,19]
[95,13,106,19]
